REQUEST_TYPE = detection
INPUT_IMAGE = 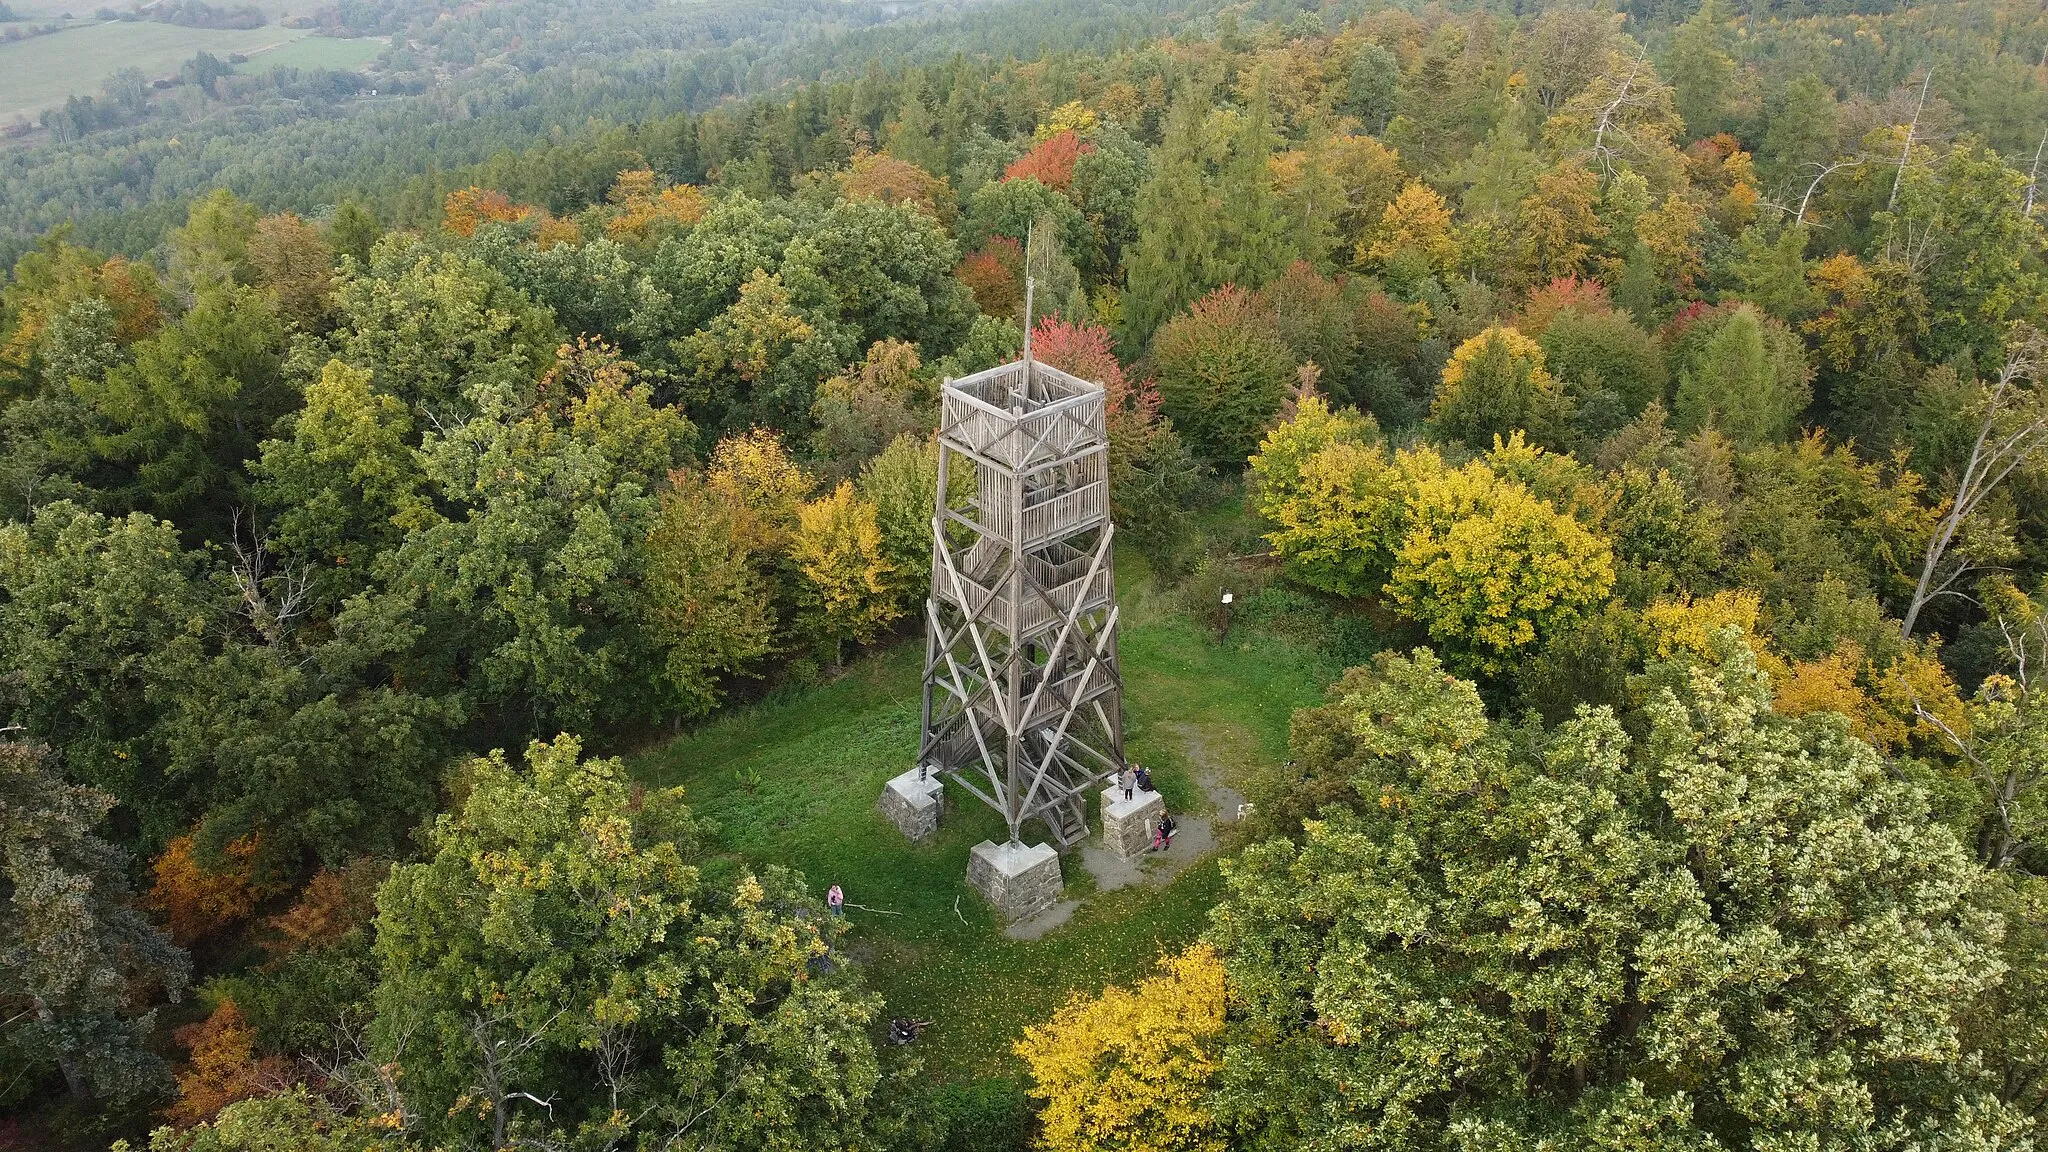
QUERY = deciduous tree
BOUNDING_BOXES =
[1015,946,1228,1152]
[1,742,189,1104]
[1210,643,2021,1151]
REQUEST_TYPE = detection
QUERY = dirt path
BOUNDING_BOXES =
[1003,721,1254,941]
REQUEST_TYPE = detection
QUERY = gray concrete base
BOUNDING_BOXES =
[879,767,943,841]
[1100,787,1164,861]
[967,840,1062,921]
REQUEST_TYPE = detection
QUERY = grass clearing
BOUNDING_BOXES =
[233,33,380,74]
[631,562,1339,1077]
[0,20,311,118]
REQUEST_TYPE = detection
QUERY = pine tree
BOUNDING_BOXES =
[1666,0,1736,140]
[1122,94,1216,347]
[1212,81,1294,289]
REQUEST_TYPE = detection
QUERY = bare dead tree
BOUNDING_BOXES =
[468,1005,566,1151]
[227,508,312,647]
[1901,329,2048,640]
[1797,157,1863,225]
[2028,127,2047,217]
[308,1003,417,1134]
[1885,66,1935,216]
[1588,45,1649,179]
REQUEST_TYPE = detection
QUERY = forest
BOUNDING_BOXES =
[3,0,2048,1147]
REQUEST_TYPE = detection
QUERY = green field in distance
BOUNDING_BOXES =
[0,20,314,119]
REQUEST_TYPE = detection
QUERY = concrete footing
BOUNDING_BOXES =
[967,840,1062,920]
[1100,787,1164,861]
[879,767,943,841]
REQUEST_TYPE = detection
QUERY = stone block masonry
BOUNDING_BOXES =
[1100,786,1163,861]
[879,767,944,841]
[967,840,1062,920]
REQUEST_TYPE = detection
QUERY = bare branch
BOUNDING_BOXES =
[1887,65,1934,215]
[1902,331,2048,639]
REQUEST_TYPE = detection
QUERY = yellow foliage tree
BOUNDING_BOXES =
[604,168,710,243]
[1642,590,1765,662]
[790,481,899,662]
[706,428,813,558]
[1036,100,1099,140]
[1015,944,1228,1152]
[1358,180,1458,275]
[1388,454,1616,674]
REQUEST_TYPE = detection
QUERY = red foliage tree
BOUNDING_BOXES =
[1003,130,1092,193]
[1031,314,1159,432]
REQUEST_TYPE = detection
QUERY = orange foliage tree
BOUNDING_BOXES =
[441,187,534,237]
[1514,275,1613,336]
[168,999,286,1125]
[955,236,1025,319]
[265,859,385,955]
[1004,129,1091,192]
[837,151,955,223]
[604,168,710,243]
[146,834,275,945]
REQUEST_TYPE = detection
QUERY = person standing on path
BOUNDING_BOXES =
[1119,765,1135,800]
[827,884,844,917]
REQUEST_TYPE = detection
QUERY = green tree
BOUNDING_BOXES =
[1343,42,1399,133]
[1151,286,1292,465]
[1210,643,2022,1151]
[857,432,964,607]
[1123,94,1218,346]
[168,189,260,299]
[1,742,189,1105]
[253,359,430,608]
[1537,306,1666,437]
[1665,0,1736,140]
[327,236,559,421]
[372,736,882,1151]
[1672,304,1812,445]
[1759,74,1841,200]
[0,502,207,844]
[682,268,844,436]
[1430,326,1570,448]
[325,199,381,268]
[642,468,776,721]
[1211,81,1294,290]
[1882,139,2047,364]
[387,341,693,731]
[781,195,976,357]
[87,283,291,535]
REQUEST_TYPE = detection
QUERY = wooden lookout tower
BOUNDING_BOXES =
[915,338,1127,855]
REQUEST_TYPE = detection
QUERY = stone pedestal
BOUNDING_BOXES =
[967,840,1062,921]
[1100,787,1164,861]
[879,767,943,841]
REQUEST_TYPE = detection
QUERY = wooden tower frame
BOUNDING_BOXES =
[918,349,1126,848]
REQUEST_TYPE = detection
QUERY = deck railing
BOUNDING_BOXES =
[941,362,1106,470]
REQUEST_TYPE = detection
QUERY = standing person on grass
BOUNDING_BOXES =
[827,884,845,917]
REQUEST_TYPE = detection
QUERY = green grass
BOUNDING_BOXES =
[232,33,380,74]
[0,21,312,117]
[631,566,1337,1077]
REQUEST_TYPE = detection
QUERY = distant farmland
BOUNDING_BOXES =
[0,21,318,120]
